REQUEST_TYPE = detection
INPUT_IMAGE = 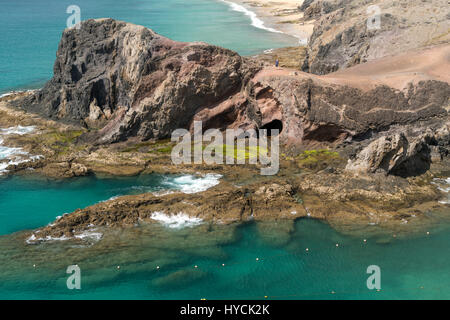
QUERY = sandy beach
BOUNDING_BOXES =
[220,0,315,44]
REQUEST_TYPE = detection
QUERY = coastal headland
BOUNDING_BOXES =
[0,0,449,243]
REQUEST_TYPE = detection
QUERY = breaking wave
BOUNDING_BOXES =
[168,173,222,194]
[0,126,42,175]
[220,0,283,34]
[150,212,204,229]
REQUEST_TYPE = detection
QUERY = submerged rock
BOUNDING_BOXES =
[152,269,209,289]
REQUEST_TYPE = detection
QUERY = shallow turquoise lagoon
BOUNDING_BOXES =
[0,0,298,94]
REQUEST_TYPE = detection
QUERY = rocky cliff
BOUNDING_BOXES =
[16,19,260,143]
[299,0,450,74]
[13,19,450,177]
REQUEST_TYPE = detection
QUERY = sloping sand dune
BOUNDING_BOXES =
[322,44,450,91]
[256,44,450,91]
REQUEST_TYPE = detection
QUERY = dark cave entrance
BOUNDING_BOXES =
[259,119,283,137]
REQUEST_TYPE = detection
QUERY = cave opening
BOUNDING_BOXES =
[259,119,283,137]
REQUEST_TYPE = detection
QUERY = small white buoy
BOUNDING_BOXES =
[336,243,339,247]
[222,263,225,267]
[156,266,160,270]
[194,265,198,268]
[256,258,260,261]
[117,266,120,269]
[33,264,36,268]
[363,239,367,243]
[305,248,309,252]
[426,232,430,235]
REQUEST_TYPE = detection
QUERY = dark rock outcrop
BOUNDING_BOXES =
[346,123,450,177]
[16,19,260,143]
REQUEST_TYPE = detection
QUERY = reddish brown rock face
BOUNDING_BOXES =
[14,19,449,152]
[16,18,261,144]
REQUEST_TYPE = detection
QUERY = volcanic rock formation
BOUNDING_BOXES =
[16,19,260,143]
[13,19,450,177]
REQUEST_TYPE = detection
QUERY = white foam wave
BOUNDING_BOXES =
[0,125,35,135]
[0,92,13,99]
[150,212,204,229]
[98,195,120,203]
[26,229,103,244]
[0,153,42,174]
[0,89,37,99]
[74,230,103,241]
[171,173,222,194]
[0,157,32,174]
[220,0,283,34]
[26,234,70,244]
[0,126,42,175]
[95,174,221,205]
[0,145,28,160]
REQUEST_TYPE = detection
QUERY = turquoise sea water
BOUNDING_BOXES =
[0,175,449,300]
[0,174,219,236]
[1,0,450,300]
[0,0,298,94]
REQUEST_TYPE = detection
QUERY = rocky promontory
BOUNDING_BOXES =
[14,19,450,151]
[0,17,448,241]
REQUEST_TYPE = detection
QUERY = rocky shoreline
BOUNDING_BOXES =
[0,16,448,244]
[1,93,449,242]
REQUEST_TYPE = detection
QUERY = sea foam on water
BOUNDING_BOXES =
[150,212,204,229]
[0,126,41,174]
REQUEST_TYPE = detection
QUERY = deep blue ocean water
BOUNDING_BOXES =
[0,0,297,94]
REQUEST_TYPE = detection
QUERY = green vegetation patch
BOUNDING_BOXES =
[296,149,341,171]
[35,129,84,155]
[213,144,268,161]
[121,138,174,154]
[155,145,173,154]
